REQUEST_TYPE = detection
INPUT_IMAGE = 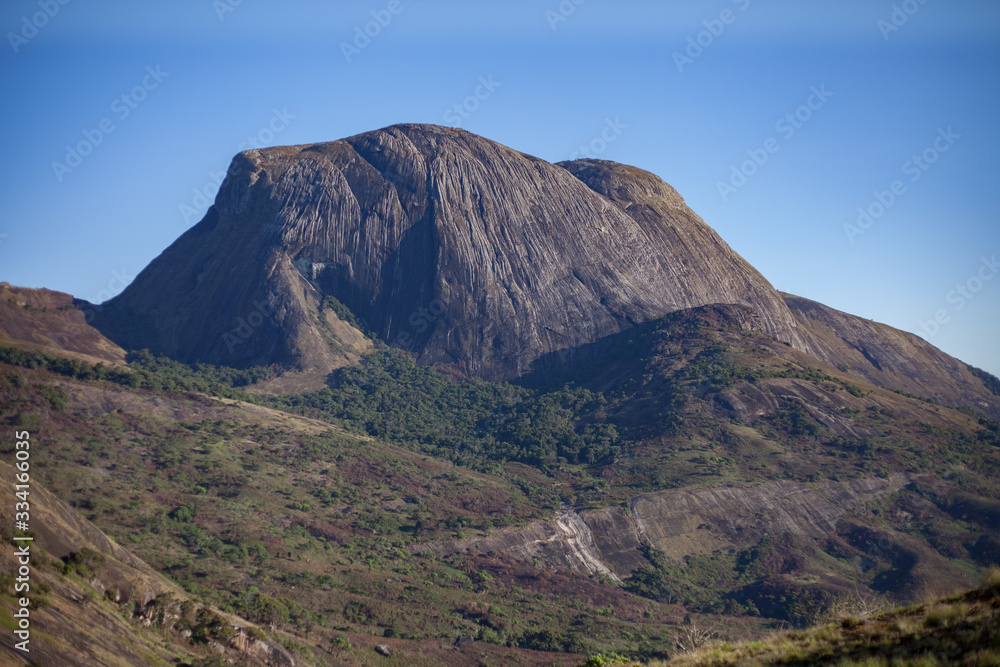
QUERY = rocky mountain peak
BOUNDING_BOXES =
[85,124,999,419]
[94,123,808,382]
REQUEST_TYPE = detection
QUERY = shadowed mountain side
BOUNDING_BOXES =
[520,300,1000,420]
[518,303,772,389]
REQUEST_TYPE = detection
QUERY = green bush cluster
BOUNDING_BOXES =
[0,346,272,397]
[61,548,105,579]
[267,349,621,472]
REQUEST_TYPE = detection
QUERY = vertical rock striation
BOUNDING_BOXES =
[94,124,803,380]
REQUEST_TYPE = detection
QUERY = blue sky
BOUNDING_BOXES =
[2,0,998,375]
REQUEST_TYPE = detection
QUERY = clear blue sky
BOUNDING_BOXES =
[2,0,998,376]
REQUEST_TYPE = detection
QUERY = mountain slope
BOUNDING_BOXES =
[644,573,1000,666]
[0,462,295,666]
[783,293,999,419]
[92,123,805,381]
[1,298,998,662]
[0,283,125,366]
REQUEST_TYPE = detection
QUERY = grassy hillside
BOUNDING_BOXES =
[634,570,1000,666]
[0,303,998,663]
[0,361,677,663]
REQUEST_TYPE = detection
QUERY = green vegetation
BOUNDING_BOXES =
[967,363,1000,397]
[623,539,844,626]
[1,302,998,663]
[0,345,274,396]
[321,294,376,338]
[266,348,620,472]
[62,548,105,578]
[0,366,670,659]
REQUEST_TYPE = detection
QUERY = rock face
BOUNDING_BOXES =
[88,122,999,409]
[413,505,626,581]
[93,123,805,381]
[415,475,912,579]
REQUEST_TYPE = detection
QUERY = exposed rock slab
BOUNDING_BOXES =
[416,475,911,579]
[629,474,911,563]
[93,124,804,380]
[413,506,622,581]
[784,294,999,418]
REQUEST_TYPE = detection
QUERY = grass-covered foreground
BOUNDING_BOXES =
[586,569,1000,666]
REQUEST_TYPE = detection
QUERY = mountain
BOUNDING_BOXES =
[0,283,125,366]
[782,294,999,418]
[87,123,999,417]
[90,124,806,384]
[3,124,999,664]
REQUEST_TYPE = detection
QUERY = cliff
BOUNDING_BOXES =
[91,124,804,381]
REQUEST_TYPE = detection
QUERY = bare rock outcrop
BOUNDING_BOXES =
[416,475,911,580]
[91,123,803,381]
[413,506,622,581]
[81,123,999,414]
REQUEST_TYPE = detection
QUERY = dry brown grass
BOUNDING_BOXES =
[640,572,1000,666]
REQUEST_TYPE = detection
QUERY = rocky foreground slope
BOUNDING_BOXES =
[0,462,295,666]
